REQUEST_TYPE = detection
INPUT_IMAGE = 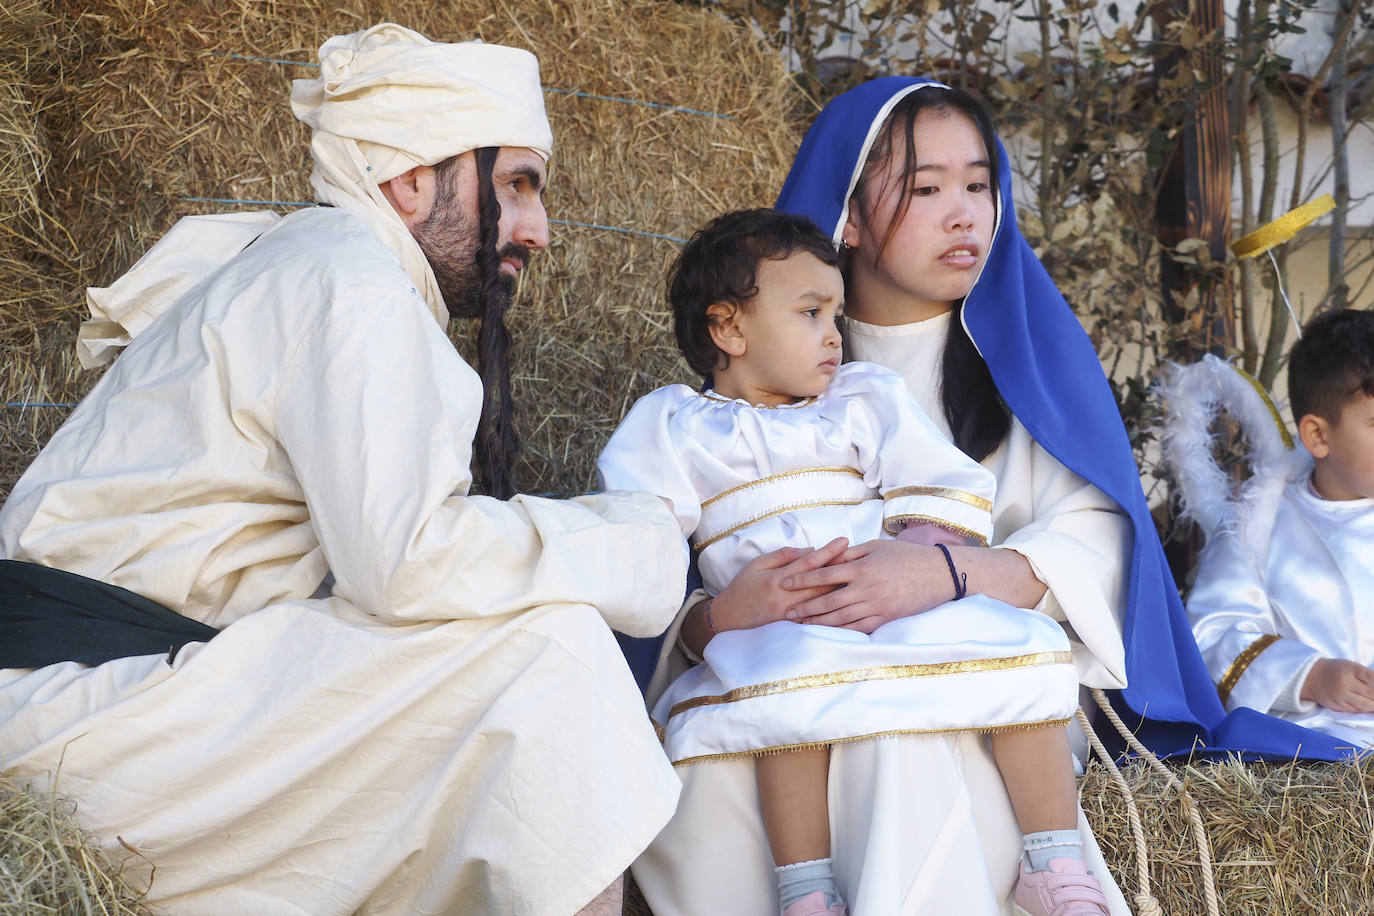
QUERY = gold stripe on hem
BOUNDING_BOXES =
[693,497,869,551]
[701,466,863,509]
[881,514,989,547]
[671,716,1073,767]
[1217,633,1281,705]
[884,485,993,514]
[667,650,1074,718]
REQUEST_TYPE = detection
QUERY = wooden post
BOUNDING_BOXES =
[1153,0,1234,359]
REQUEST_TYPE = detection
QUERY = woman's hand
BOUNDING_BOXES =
[781,539,1049,633]
[712,537,850,630]
[680,539,849,655]
[781,539,952,633]
[1301,658,1374,714]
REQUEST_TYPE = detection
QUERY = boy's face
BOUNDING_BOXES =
[1302,392,1374,501]
[710,251,845,407]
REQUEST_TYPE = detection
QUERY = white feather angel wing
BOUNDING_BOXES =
[1156,354,1311,557]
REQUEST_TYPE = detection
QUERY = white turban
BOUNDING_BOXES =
[287,23,553,324]
[290,23,553,183]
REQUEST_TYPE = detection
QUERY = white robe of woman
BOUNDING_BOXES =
[1188,479,1374,747]
[632,311,1131,916]
[0,204,687,915]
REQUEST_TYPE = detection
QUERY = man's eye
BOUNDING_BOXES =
[803,308,819,318]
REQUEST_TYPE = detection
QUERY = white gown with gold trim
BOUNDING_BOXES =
[597,363,1078,766]
[628,312,1132,916]
[1188,479,1374,747]
[0,205,687,915]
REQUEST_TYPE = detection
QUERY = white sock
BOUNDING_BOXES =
[776,856,841,911]
[1022,829,1084,871]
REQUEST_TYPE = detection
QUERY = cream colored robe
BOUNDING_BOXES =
[632,311,1131,916]
[0,205,686,915]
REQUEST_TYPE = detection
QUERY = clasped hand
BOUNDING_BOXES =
[709,538,951,635]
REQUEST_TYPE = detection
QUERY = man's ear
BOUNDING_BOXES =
[1297,413,1332,459]
[379,165,436,228]
[707,302,746,358]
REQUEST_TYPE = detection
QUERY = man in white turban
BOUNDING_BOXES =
[0,24,685,915]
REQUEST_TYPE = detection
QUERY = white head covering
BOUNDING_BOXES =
[290,23,554,322]
[78,24,541,361]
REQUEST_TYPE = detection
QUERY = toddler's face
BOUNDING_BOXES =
[1313,392,1374,500]
[728,252,845,406]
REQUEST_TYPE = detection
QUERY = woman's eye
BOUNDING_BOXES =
[803,308,819,318]
[912,185,938,197]
[969,182,990,193]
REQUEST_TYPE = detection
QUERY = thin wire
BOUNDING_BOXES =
[5,402,76,408]
[1267,248,1303,339]
[204,51,731,119]
[182,196,314,208]
[178,198,686,243]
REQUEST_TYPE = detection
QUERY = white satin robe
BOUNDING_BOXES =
[0,204,687,915]
[597,363,1077,766]
[630,311,1132,916]
[1188,479,1374,747]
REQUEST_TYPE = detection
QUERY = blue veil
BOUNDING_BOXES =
[777,76,1350,760]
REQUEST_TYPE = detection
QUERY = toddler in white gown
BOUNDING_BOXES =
[598,209,1098,916]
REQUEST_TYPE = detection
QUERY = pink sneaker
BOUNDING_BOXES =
[1011,858,1110,916]
[781,890,847,916]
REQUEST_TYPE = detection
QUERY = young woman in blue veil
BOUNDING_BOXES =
[633,75,1354,916]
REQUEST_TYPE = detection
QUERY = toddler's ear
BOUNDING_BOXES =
[1297,413,1331,459]
[707,302,746,357]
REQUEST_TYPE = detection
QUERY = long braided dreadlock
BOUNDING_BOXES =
[411,148,522,498]
[470,146,520,499]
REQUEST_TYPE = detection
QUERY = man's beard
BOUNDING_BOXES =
[410,171,527,320]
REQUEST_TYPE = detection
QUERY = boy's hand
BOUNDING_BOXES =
[1300,658,1374,714]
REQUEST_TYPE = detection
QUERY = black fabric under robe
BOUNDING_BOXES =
[0,559,218,668]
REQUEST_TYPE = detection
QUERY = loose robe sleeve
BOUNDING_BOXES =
[274,282,686,636]
[595,386,702,537]
[989,428,1130,689]
[840,365,996,545]
[1186,529,1321,715]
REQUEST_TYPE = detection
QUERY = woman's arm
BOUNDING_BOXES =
[780,539,1046,633]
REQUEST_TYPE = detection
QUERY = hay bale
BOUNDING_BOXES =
[0,774,147,913]
[1081,755,1374,915]
[0,0,806,498]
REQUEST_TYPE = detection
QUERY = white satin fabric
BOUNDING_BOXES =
[0,206,687,914]
[1188,479,1374,747]
[630,311,1131,915]
[655,597,1077,764]
[597,361,997,595]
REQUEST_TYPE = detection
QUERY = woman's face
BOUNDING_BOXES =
[842,108,996,324]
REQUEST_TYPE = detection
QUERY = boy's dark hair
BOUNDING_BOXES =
[669,208,842,380]
[1288,308,1374,423]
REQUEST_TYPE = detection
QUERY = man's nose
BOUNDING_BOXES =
[515,198,550,251]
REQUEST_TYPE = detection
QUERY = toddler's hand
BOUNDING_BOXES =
[1301,658,1374,714]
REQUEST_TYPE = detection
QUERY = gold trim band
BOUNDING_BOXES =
[884,485,993,514]
[671,716,1073,767]
[1217,634,1281,704]
[1231,194,1335,259]
[693,497,869,551]
[701,466,863,509]
[667,650,1073,718]
[882,514,989,547]
[1233,364,1295,450]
